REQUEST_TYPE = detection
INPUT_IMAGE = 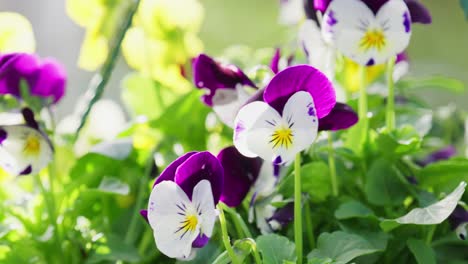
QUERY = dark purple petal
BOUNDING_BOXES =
[19,165,32,175]
[192,234,210,248]
[264,65,336,118]
[174,151,224,204]
[314,0,331,12]
[268,202,294,227]
[363,0,389,14]
[405,0,432,24]
[0,128,6,145]
[153,152,197,187]
[21,108,39,130]
[449,205,468,230]
[396,52,408,64]
[416,146,457,167]
[217,146,262,207]
[304,0,319,21]
[192,54,255,106]
[0,53,66,103]
[318,102,358,131]
[140,209,149,223]
[270,49,281,74]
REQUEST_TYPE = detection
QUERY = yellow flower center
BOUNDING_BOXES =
[270,127,293,149]
[181,214,198,233]
[23,134,41,156]
[359,29,386,52]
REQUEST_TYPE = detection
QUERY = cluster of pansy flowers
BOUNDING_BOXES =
[0,52,66,176]
[140,47,361,259]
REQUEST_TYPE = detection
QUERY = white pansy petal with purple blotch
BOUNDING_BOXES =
[234,91,318,164]
[212,85,252,128]
[0,125,53,175]
[147,180,216,259]
[322,0,411,66]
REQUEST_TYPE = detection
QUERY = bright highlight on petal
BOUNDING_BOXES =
[147,180,216,259]
[0,125,53,176]
[234,91,318,164]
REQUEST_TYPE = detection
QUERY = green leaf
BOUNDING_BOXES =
[398,76,465,93]
[307,231,386,263]
[86,234,140,263]
[335,201,375,220]
[97,176,130,195]
[121,72,176,119]
[375,126,421,158]
[407,239,436,264]
[365,159,408,206]
[149,90,210,150]
[256,234,296,264]
[380,182,466,232]
[462,0,468,19]
[417,158,468,193]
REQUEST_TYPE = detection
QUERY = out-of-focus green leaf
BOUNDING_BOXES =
[86,234,140,263]
[97,176,130,195]
[335,201,375,220]
[417,158,468,193]
[407,239,436,264]
[398,76,465,93]
[365,159,408,206]
[462,0,468,19]
[375,126,421,158]
[256,234,296,264]
[307,231,386,264]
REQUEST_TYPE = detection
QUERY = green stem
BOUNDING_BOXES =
[328,132,338,197]
[74,0,141,138]
[244,239,263,264]
[358,65,368,138]
[304,202,315,249]
[220,203,253,238]
[218,204,240,264]
[294,153,303,264]
[386,56,396,131]
[425,225,436,245]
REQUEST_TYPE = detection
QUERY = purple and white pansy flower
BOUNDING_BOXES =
[321,0,414,66]
[143,151,223,259]
[193,54,257,127]
[0,109,53,176]
[234,65,336,165]
[449,205,468,240]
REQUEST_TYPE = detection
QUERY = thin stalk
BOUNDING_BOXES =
[358,65,368,138]
[243,239,262,264]
[328,132,338,196]
[294,153,303,264]
[386,56,396,131]
[218,204,240,264]
[221,203,253,238]
[304,202,315,249]
[425,225,436,245]
[74,0,141,138]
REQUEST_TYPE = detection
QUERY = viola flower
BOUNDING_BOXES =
[318,102,358,131]
[193,54,257,127]
[0,53,66,104]
[320,0,429,66]
[234,65,336,164]
[448,205,468,240]
[416,146,456,167]
[0,109,53,176]
[142,151,223,259]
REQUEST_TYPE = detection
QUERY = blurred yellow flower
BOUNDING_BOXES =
[338,58,385,93]
[0,12,35,53]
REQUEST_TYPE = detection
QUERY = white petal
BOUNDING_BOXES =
[299,20,336,79]
[148,181,200,259]
[279,91,319,163]
[396,181,467,225]
[213,86,251,128]
[393,60,409,81]
[253,162,276,197]
[278,0,305,25]
[0,125,53,175]
[234,101,282,160]
[191,180,217,237]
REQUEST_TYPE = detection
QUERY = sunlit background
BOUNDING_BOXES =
[1,0,467,117]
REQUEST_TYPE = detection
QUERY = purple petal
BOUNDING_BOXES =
[405,0,432,24]
[363,0,389,14]
[217,146,262,207]
[449,205,468,230]
[19,165,32,175]
[396,52,408,64]
[174,151,224,204]
[416,146,457,167]
[153,152,197,187]
[192,54,255,106]
[192,234,210,248]
[140,209,149,223]
[304,0,319,21]
[21,108,39,130]
[270,49,281,74]
[0,128,6,145]
[314,0,331,12]
[263,65,336,118]
[268,202,294,227]
[31,58,67,103]
[318,102,358,131]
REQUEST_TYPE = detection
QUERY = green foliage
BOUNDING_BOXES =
[256,234,296,264]
[407,239,436,264]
